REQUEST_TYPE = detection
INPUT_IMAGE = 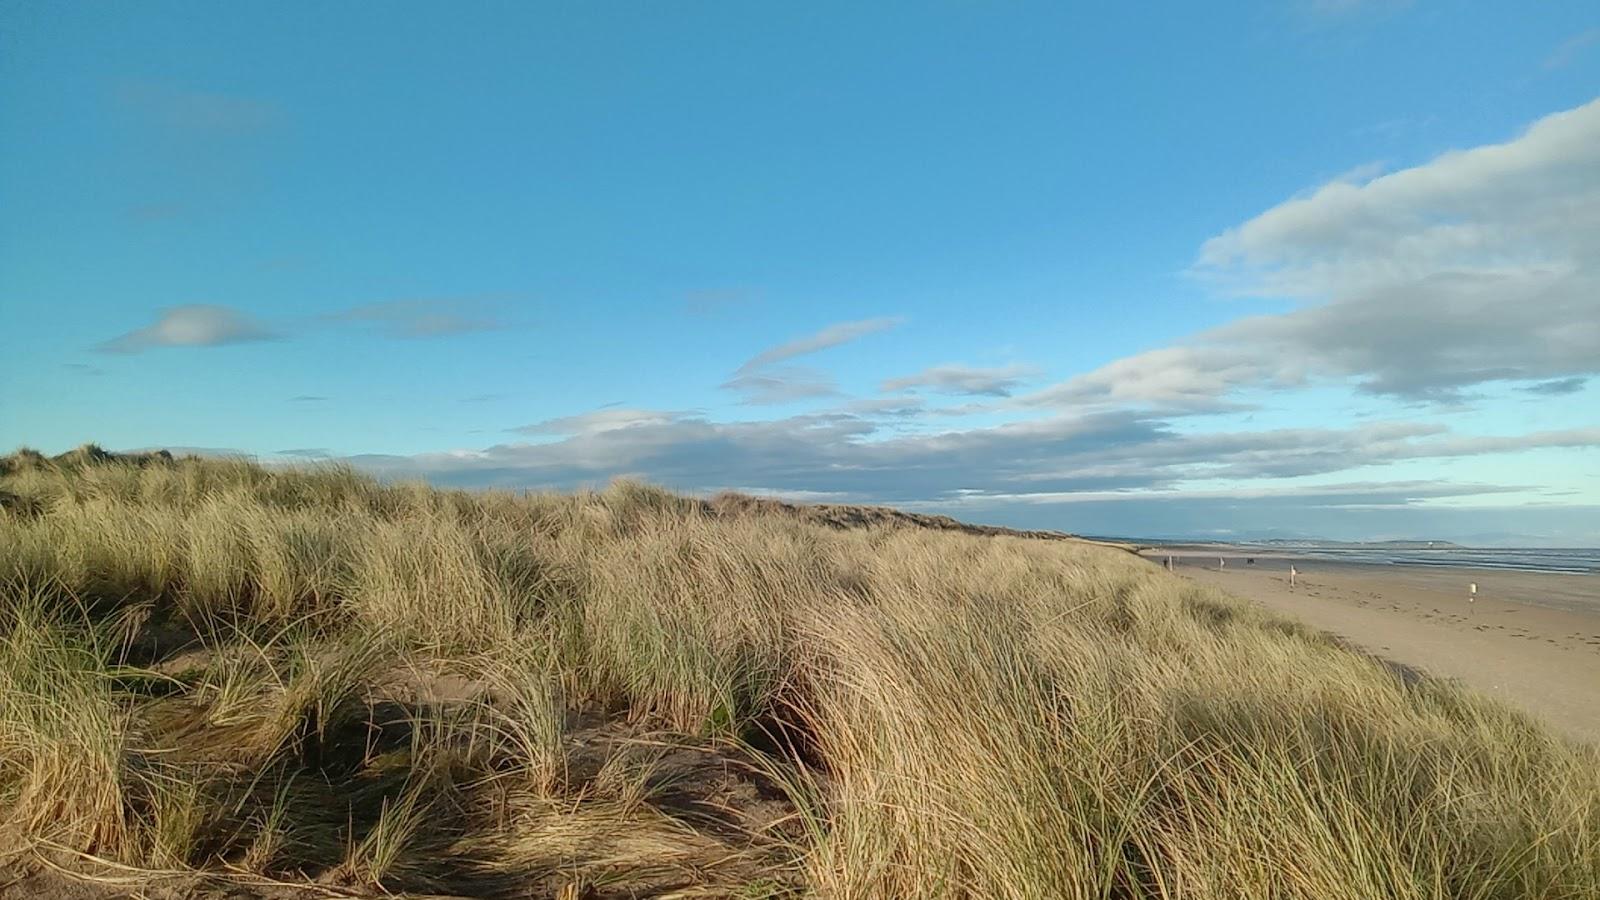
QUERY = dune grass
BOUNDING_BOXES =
[1,445,1598,898]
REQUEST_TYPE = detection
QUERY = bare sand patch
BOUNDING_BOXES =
[1162,555,1600,743]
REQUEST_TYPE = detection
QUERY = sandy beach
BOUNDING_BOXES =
[1148,551,1600,743]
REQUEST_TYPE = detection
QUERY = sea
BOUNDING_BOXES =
[1149,543,1600,575]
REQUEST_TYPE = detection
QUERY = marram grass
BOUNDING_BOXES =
[0,445,1597,898]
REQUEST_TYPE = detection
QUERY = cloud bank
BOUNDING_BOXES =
[362,403,1597,505]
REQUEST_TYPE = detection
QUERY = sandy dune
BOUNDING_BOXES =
[1152,553,1600,743]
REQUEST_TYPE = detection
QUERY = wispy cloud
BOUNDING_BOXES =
[116,81,283,137]
[834,396,927,419]
[97,305,280,354]
[62,363,107,377]
[1545,28,1600,70]
[289,395,328,402]
[952,480,1529,507]
[734,317,903,376]
[882,363,1040,397]
[127,202,190,223]
[1519,377,1587,396]
[682,288,761,318]
[1297,0,1410,21]
[325,300,506,338]
[718,316,903,405]
[721,368,840,405]
[95,297,518,355]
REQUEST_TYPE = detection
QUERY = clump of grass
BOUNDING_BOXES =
[471,649,567,793]
[581,516,798,733]
[0,592,220,870]
[191,627,391,768]
[344,512,529,654]
[0,592,132,857]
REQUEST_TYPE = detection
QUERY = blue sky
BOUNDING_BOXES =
[3,1,1598,543]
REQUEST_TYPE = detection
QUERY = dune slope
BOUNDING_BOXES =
[2,448,1598,899]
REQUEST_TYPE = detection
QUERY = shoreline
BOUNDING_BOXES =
[1133,541,1600,572]
[1140,548,1600,614]
[1156,553,1600,743]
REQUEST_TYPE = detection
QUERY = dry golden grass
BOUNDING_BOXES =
[1,445,1598,898]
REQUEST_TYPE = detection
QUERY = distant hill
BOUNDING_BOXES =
[1251,538,1466,549]
[4,444,1096,546]
[703,492,1103,544]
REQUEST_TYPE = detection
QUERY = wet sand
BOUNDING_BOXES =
[1146,552,1600,743]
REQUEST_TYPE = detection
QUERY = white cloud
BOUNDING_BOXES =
[882,363,1040,397]
[734,317,903,375]
[1196,98,1599,297]
[1032,97,1600,407]
[97,305,279,353]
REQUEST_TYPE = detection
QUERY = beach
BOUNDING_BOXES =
[1149,551,1600,743]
